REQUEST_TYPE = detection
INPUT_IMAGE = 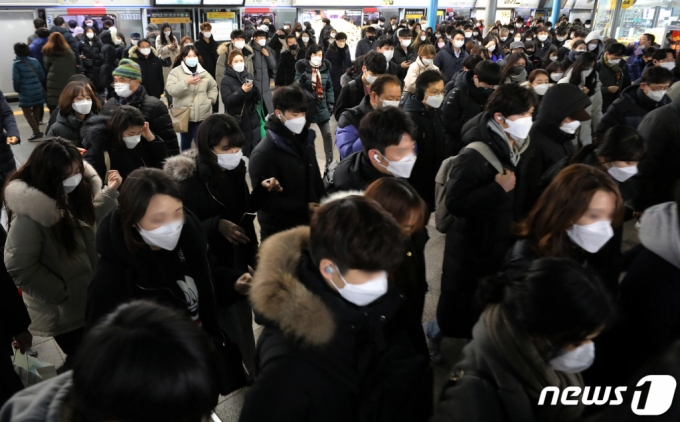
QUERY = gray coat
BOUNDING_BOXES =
[249,41,276,114]
[0,372,73,422]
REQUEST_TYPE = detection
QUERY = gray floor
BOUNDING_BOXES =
[7,101,640,421]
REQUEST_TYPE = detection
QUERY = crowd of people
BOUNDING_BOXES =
[1,11,680,422]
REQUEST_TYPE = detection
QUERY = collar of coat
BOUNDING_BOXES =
[4,162,103,227]
[180,61,207,75]
[128,45,159,59]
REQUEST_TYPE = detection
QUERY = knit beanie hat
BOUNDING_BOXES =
[112,59,142,80]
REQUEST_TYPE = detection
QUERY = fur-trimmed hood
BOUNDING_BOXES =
[249,226,336,346]
[81,115,112,151]
[163,149,198,182]
[321,190,363,204]
[128,45,159,59]
[4,161,103,227]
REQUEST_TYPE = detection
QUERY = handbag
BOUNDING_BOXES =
[169,86,199,133]
[18,58,47,99]
[12,348,57,387]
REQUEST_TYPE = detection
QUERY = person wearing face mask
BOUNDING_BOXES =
[240,195,433,422]
[520,69,551,118]
[545,61,565,84]
[249,30,276,114]
[248,86,324,240]
[128,39,164,99]
[433,257,613,422]
[156,24,179,96]
[84,168,248,395]
[356,26,378,58]
[297,29,316,58]
[442,61,501,157]
[500,52,529,84]
[166,45,218,151]
[375,37,401,77]
[532,27,552,64]
[597,66,672,140]
[434,30,469,83]
[274,34,305,88]
[193,23,219,113]
[145,23,159,47]
[4,137,120,373]
[638,48,678,84]
[540,45,560,69]
[216,30,255,90]
[335,75,403,160]
[219,50,262,156]
[318,18,333,51]
[553,26,568,50]
[77,28,103,92]
[46,81,100,147]
[402,70,447,210]
[404,45,439,95]
[430,85,536,346]
[115,33,128,63]
[121,32,140,59]
[411,30,432,57]
[82,105,167,183]
[507,164,624,296]
[334,51,386,121]
[394,28,417,80]
[97,28,118,99]
[324,32,352,103]
[164,115,282,378]
[266,27,291,71]
[558,29,587,65]
[558,52,601,145]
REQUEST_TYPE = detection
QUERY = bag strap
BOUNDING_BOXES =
[104,151,111,176]
[19,59,46,95]
[465,142,504,174]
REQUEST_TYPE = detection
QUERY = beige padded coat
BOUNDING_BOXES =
[165,61,218,123]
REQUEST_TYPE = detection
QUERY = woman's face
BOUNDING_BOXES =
[562,327,603,351]
[212,136,240,155]
[515,58,526,68]
[575,190,617,226]
[138,194,184,231]
[532,74,550,86]
[66,161,81,178]
[231,55,244,66]
[186,50,197,59]
[122,125,144,138]
[73,89,92,103]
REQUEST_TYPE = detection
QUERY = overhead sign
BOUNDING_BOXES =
[150,17,191,23]
[206,12,236,18]
[439,0,476,7]
[404,8,426,19]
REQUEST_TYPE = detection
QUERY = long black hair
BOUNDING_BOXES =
[160,23,176,45]
[106,106,146,150]
[173,45,202,68]
[196,114,245,185]
[4,137,95,256]
[568,51,596,86]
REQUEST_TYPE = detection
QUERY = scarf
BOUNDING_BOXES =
[601,55,622,78]
[311,66,324,100]
[485,304,585,422]
[119,84,144,106]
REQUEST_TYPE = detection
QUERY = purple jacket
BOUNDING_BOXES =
[335,96,373,160]
[29,37,48,71]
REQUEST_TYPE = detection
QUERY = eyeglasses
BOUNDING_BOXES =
[648,85,671,91]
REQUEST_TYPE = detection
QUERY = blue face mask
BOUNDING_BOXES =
[185,57,199,67]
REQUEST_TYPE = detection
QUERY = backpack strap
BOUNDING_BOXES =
[465,142,504,174]
[348,79,357,96]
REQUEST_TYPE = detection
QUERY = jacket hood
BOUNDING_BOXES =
[639,202,680,269]
[164,149,198,182]
[128,45,158,59]
[99,29,115,45]
[4,161,103,227]
[0,372,76,422]
[249,226,336,346]
[536,83,591,125]
[321,190,364,204]
[81,115,113,151]
[585,32,604,58]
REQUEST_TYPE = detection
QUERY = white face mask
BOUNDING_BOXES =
[567,220,614,253]
[585,25,591,29]
[310,56,322,66]
[72,99,92,115]
[257,38,266,47]
[115,38,122,45]
[487,44,496,53]
[234,40,245,50]
[608,164,638,182]
[438,42,445,48]
[473,32,479,36]
[329,265,388,307]
[138,219,184,251]
[588,43,598,51]
[560,120,581,134]
[380,98,400,108]
[420,35,426,41]
[550,55,558,62]
[557,36,565,41]
[582,68,593,78]
[660,61,676,71]
[203,31,212,38]
[233,62,245,72]
[139,48,151,56]
[164,31,171,37]
[533,83,549,96]
[296,31,301,37]
[122,134,141,149]
[514,37,522,42]
[516,23,522,28]
[425,93,444,108]
[259,25,268,32]
[421,57,433,66]
[365,73,378,84]
[86,33,94,40]
[525,37,533,41]
[538,34,548,42]
[330,33,336,39]
[550,72,563,81]
[401,39,411,47]
[374,152,417,178]
[464,31,472,38]
[280,114,306,134]
[132,39,139,46]
[435,33,441,38]
[501,36,507,41]
[549,342,595,373]
[63,173,82,194]
[114,83,133,98]
[383,50,394,62]
[453,40,464,48]
[302,36,310,42]
[502,115,532,140]
[645,87,666,102]
[215,149,243,170]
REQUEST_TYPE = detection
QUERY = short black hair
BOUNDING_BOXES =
[73,301,220,422]
[371,74,401,96]
[53,16,64,26]
[486,83,537,116]
[363,51,387,74]
[573,29,588,39]
[322,18,331,24]
[106,105,146,149]
[652,48,675,62]
[475,61,502,85]
[285,34,297,43]
[13,42,30,56]
[360,107,416,154]
[310,196,404,275]
[335,32,348,41]
[252,30,267,39]
[68,19,78,29]
[273,85,308,114]
[598,126,645,162]
[415,69,444,100]
[556,26,568,36]
[398,28,411,38]
[366,26,377,35]
[642,66,674,85]
[463,54,484,71]
[230,29,246,40]
[606,42,626,56]
[643,33,656,44]
[305,43,323,60]
[376,36,394,48]
[34,18,45,29]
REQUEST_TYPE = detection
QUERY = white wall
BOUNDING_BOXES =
[0,10,38,98]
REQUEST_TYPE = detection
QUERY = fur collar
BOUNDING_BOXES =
[249,226,335,346]
[4,162,103,227]
[163,149,198,182]
[321,190,363,204]
[128,45,159,59]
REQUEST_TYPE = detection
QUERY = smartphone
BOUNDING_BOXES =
[192,72,199,77]
[239,212,257,226]
[246,78,253,84]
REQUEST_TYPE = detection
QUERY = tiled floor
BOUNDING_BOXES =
[7,100,641,421]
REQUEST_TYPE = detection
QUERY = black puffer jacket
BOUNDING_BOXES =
[98,30,117,90]
[220,66,262,156]
[78,37,103,90]
[328,151,390,194]
[129,46,165,99]
[274,48,304,87]
[81,115,167,182]
[100,86,179,156]
[46,110,94,147]
[596,83,670,138]
[194,35,219,78]
[403,94,447,211]
[442,70,493,156]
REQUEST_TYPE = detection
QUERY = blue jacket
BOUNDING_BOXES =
[29,37,48,70]
[434,44,469,83]
[335,95,372,160]
[12,56,45,108]
[0,91,18,183]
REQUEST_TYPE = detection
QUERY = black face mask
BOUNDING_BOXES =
[511,65,525,75]
[367,35,375,40]
[479,87,495,96]
[278,34,286,39]
[289,44,298,50]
